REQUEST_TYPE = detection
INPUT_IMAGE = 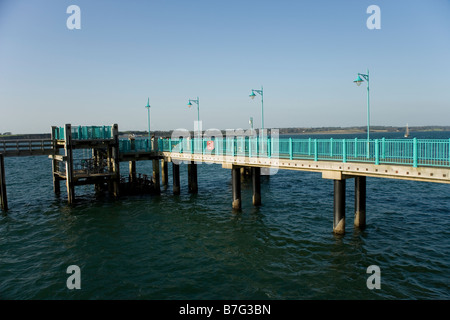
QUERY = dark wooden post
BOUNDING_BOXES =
[64,124,75,204]
[51,126,60,195]
[129,136,136,183]
[232,165,241,210]
[152,138,161,194]
[93,148,103,193]
[252,166,261,206]
[333,179,346,234]
[354,176,366,229]
[111,124,120,197]
[0,153,8,211]
[187,161,198,194]
[161,159,168,189]
[172,162,180,195]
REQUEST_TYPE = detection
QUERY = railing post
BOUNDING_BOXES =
[191,138,194,154]
[448,138,450,167]
[330,138,333,157]
[354,138,358,157]
[375,139,379,165]
[343,139,347,163]
[381,137,386,159]
[249,137,252,158]
[268,137,271,158]
[308,138,312,156]
[256,135,259,157]
[314,139,318,161]
[0,153,8,211]
[413,138,418,168]
[289,137,293,160]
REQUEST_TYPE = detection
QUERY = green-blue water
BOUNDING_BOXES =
[1,131,449,299]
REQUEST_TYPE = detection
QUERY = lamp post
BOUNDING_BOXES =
[187,97,200,150]
[353,70,370,158]
[145,97,151,147]
[249,86,264,131]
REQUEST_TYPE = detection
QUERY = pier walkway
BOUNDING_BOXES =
[1,124,449,234]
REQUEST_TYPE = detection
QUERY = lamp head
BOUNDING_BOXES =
[187,101,192,108]
[353,75,364,86]
[249,91,256,99]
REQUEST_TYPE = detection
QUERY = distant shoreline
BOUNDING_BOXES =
[1,126,450,139]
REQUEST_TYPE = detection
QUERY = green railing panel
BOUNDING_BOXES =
[118,137,450,169]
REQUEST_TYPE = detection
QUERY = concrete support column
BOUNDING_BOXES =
[172,162,180,195]
[0,153,8,211]
[333,179,346,234]
[354,176,366,229]
[232,165,241,210]
[187,161,198,194]
[252,166,261,206]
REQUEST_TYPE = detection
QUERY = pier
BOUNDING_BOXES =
[1,124,450,234]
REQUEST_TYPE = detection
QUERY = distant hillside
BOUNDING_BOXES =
[0,133,51,140]
[2,126,450,140]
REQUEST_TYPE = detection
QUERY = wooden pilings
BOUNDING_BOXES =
[172,162,180,195]
[111,124,120,197]
[331,176,367,234]
[128,136,136,183]
[0,153,7,211]
[152,158,161,194]
[252,167,261,206]
[161,159,168,189]
[64,124,75,204]
[232,165,241,210]
[333,179,346,234]
[354,176,366,229]
[129,160,136,183]
[188,161,198,194]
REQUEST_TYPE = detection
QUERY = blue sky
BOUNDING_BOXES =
[0,0,449,134]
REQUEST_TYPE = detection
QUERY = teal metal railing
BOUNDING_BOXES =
[52,126,113,140]
[122,136,449,168]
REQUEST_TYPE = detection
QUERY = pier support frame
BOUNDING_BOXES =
[252,166,261,206]
[172,162,180,195]
[151,139,161,195]
[232,165,241,210]
[50,127,61,195]
[152,159,161,194]
[187,161,198,194]
[111,124,120,198]
[64,124,75,204]
[0,153,7,211]
[128,136,136,183]
[354,176,366,229]
[333,179,346,234]
[129,160,136,183]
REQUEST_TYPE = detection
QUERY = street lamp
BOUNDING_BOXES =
[187,97,200,149]
[145,97,151,147]
[354,70,370,158]
[249,86,264,131]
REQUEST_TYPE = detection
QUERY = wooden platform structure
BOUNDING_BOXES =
[50,124,121,204]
